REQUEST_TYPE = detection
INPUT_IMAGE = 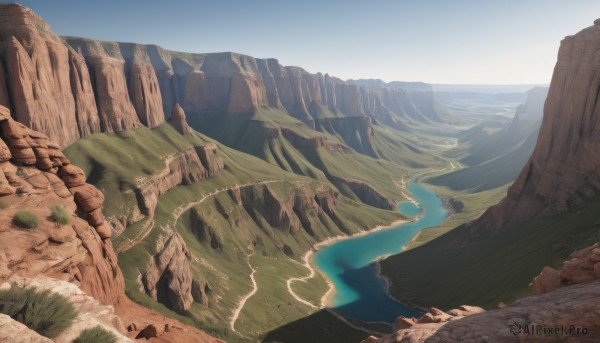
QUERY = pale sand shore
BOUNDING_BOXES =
[402,231,422,252]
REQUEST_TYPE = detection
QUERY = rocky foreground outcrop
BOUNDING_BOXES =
[367,246,600,343]
[363,281,600,342]
[2,277,130,343]
[140,233,210,313]
[529,242,600,295]
[0,105,124,305]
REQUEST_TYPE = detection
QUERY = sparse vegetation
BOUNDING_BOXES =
[15,187,25,195]
[50,205,71,225]
[0,284,77,338]
[16,167,26,177]
[73,325,117,343]
[0,199,8,209]
[13,210,40,229]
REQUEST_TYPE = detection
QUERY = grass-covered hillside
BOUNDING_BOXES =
[64,123,404,342]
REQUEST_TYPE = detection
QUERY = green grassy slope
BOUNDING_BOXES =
[186,106,445,207]
[64,123,403,342]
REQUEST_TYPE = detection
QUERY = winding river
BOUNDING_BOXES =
[313,182,448,323]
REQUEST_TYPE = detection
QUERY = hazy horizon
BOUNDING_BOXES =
[15,0,600,84]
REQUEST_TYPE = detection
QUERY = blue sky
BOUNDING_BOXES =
[15,0,600,84]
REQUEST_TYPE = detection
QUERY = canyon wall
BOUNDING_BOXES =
[0,4,445,149]
[458,19,600,240]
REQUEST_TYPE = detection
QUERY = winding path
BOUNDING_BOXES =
[230,252,258,332]
[116,179,294,253]
[286,251,319,309]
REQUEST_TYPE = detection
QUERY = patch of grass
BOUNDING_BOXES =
[73,325,116,343]
[0,199,8,209]
[13,210,39,229]
[49,205,71,225]
[0,284,77,338]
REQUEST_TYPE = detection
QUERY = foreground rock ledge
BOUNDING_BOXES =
[363,280,600,343]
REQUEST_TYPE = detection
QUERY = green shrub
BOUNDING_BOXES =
[0,284,77,338]
[50,205,71,225]
[16,167,25,177]
[73,325,117,343]
[13,210,40,229]
[15,187,25,195]
[0,199,8,209]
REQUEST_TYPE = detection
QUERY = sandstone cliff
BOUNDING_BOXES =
[458,19,600,239]
[0,4,164,147]
[0,105,124,305]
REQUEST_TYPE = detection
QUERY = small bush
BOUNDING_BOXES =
[50,205,71,225]
[15,187,25,195]
[13,210,40,229]
[16,167,26,177]
[0,284,77,338]
[73,325,117,343]
[0,199,8,209]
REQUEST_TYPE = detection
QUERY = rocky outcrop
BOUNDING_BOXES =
[0,313,53,343]
[4,277,130,343]
[459,19,600,239]
[140,233,195,313]
[0,105,124,305]
[132,144,224,221]
[168,103,190,135]
[363,281,600,343]
[529,242,600,295]
[0,4,167,147]
[190,183,339,244]
[195,143,225,177]
[331,176,395,210]
[253,183,338,235]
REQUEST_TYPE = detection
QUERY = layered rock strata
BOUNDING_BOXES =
[0,105,124,305]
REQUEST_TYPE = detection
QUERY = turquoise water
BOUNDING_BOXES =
[397,201,420,217]
[313,182,447,323]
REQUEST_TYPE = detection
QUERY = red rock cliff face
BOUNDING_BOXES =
[0,4,165,147]
[63,37,444,129]
[0,4,80,147]
[0,105,124,305]
[460,19,600,239]
[0,3,444,147]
